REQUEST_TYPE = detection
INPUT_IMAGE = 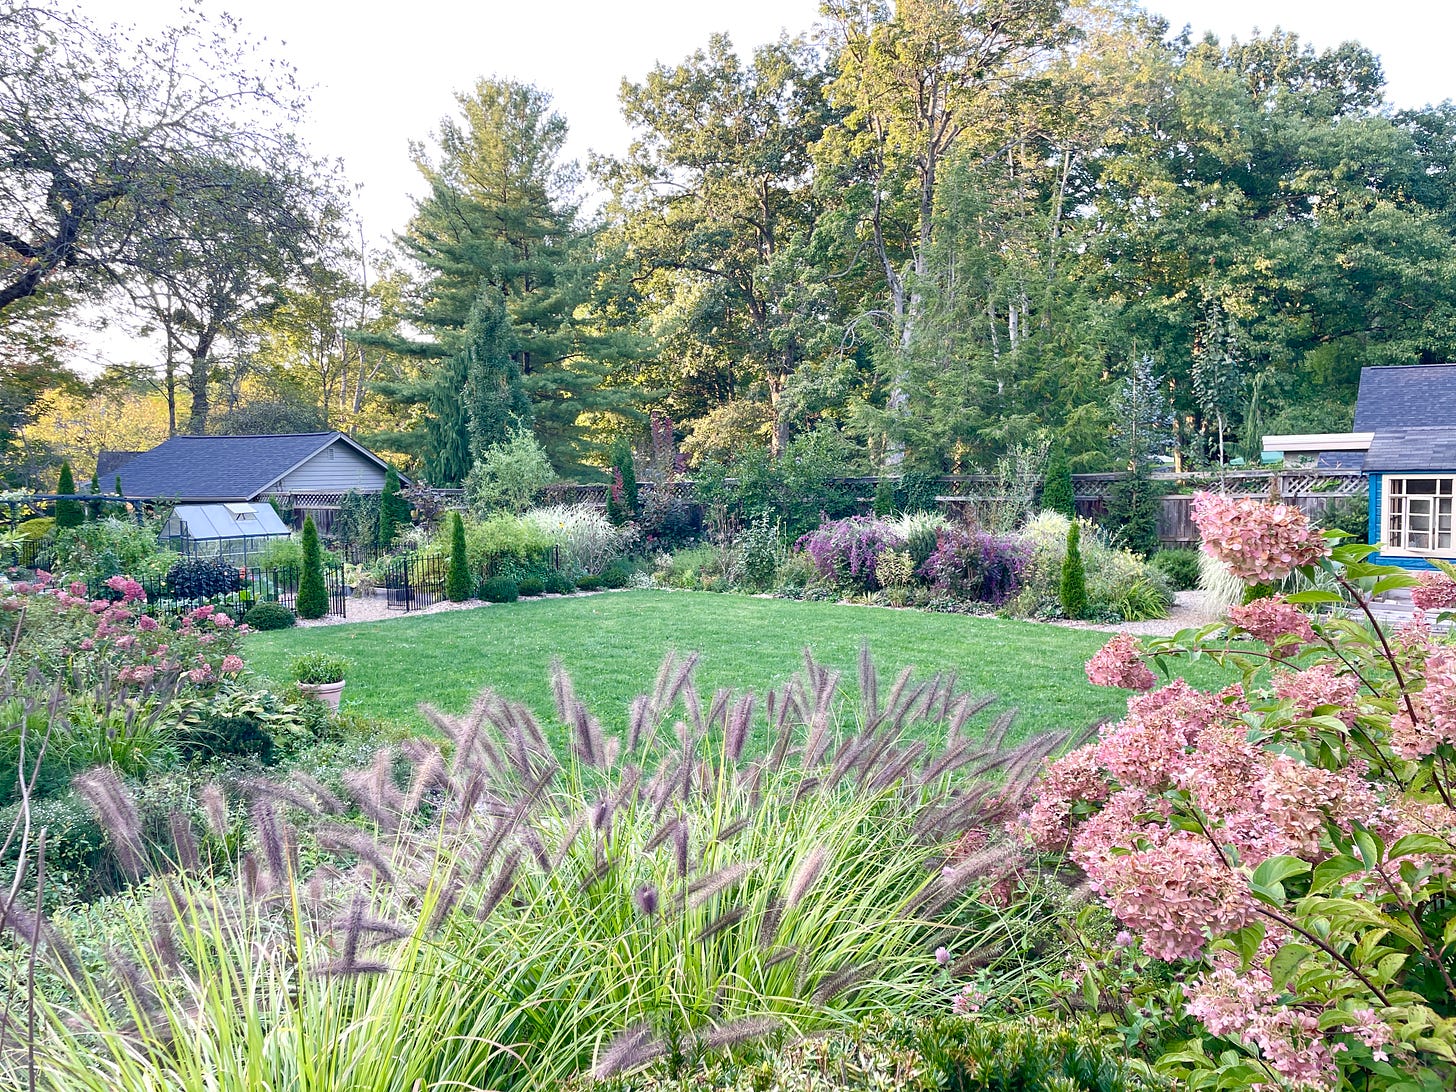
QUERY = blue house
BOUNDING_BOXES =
[1357,365,1456,570]
[1263,365,1456,571]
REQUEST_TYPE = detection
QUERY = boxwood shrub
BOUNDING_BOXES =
[478,575,519,602]
[517,575,545,597]
[242,602,296,630]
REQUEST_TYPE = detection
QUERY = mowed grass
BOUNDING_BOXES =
[246,590,1234,744]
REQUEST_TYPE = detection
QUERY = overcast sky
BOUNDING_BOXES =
[93,0,1456,243]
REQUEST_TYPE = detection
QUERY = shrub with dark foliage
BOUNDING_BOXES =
[165,556,244,600]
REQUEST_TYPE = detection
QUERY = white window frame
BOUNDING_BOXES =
[1382,474,1456,558]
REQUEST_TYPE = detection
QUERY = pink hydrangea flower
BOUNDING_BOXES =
[220,654,244,674]
[952,984,987,1015]
[1020,743,1109,850]
[1072,794,1253,961]
[186,666,213,684]
[1389,648,1456,760]
[1094,680,1238,792]
[1085,634,1156,690]
[1226,596,1315,649]
[211,613,234,628]
[1191,492,1330,584]
[1411,571,1456,612]
[1186,950,1338,1089]
[103,574,145,603]
[137,614,160,632]
[1272,664,1360,725]
[68,581,86,598]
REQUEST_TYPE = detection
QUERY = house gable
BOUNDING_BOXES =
[267,437,390,497]
[115,432,407,502]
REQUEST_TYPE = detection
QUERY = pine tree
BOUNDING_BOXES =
[54,462,82,528]
[446,511,472,602]
[357,78,644,478]
[296,515,328,619]
[377,466,410,550]
[604,437,638,525]
[1041,445,1075,518]
[1059,520,1089,620]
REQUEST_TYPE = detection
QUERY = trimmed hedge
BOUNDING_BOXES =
[478,576,519,603]
[243,602,297,630]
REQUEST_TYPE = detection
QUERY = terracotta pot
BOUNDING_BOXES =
[298,679,345,711]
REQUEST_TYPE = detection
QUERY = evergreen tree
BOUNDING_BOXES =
[1041,445,1076,518]
[604,437,638,525]
[446,511,472,602]
[361,78,644,479]
[1059,520,1088,620]
[377,466,410,550]
[54,462,82,528]
[296,515,328,619]
[463,287,531,462]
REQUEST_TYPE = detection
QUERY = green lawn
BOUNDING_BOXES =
[246,590,1232,742]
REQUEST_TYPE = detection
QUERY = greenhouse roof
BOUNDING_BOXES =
[171,503,290,540]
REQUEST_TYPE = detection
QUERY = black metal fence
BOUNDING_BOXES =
[382,553,449,613]
[85,564,348,622]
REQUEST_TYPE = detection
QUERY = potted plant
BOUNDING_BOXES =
[291,652,351,711]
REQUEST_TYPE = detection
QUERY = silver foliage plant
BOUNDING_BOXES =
[4,648,1090,1087]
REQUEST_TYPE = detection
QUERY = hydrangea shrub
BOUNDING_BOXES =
[1020,492,1456,1092]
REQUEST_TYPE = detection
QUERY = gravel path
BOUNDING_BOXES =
[295,590,605,627]
[1047,589,1213,638]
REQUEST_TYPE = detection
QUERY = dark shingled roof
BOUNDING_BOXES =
[1363,427,1456,472]
[1354,365,1456,432]
[114,433,395,501]
[95,450,141,482]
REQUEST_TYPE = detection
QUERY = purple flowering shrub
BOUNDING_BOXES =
[916,527,1029,605]
[795,516,903,592]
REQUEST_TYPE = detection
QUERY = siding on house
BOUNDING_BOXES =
[268,438,389,496]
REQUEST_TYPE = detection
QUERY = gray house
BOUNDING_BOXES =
[111,432,408,534]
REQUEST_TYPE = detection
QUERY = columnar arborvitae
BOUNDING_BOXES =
[446,512,472,602]
[1059,520,1089,620]
[54,462,82,528]
[296,516,329,619]
[378,466,410,550]
[1042,445,1076,518]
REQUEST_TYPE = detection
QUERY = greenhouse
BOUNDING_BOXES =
[160,502,292,563]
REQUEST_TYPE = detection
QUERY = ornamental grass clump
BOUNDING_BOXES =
[1019,494,1456,1092]
[0,649,1089,1091]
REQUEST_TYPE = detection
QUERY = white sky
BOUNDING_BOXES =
[88,0,1456,244]
[67,0,1456,371]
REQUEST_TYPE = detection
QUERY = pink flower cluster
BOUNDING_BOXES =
[1186,950,1339,1090]
[1389,648,1456,760]
[1226,595,1315,649]
[1084,634,1156,690]
[1411,571,1456,612]
[1191,492,1330,584]
[1273,664,1360,726]
[1,574,248,693]
[1020,676,1389,960]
